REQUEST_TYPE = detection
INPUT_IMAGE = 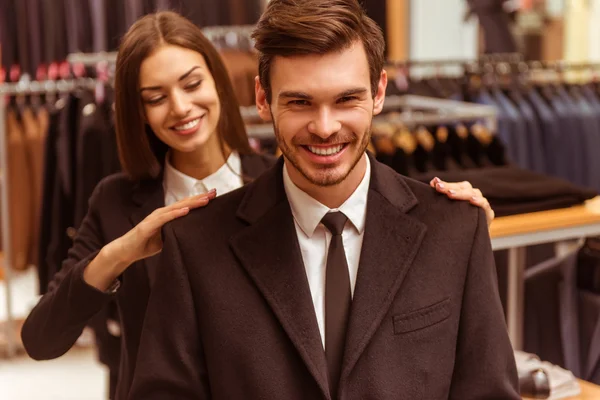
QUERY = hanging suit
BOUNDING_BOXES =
[523,251,581,378]
[6,108,33,270]
[0,0,18,71]
[527,88,561,177]
[37,103,64,293]
[22,106,47,267]
[511,91,546,174]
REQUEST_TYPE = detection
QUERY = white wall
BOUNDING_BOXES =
[409,0,479,62]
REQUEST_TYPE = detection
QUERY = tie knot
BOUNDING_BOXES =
[321,212,348,236]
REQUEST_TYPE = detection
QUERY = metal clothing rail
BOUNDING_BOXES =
[242,95,498,139]
[67,25,257,65]
[0,78,102,358]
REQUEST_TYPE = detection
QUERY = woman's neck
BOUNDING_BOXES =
[170,135,230,180]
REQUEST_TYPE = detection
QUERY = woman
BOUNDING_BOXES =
[21,11,494,400]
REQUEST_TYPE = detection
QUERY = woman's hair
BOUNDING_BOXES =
[115,11,253,180]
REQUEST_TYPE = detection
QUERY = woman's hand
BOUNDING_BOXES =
[111,189,217,265]
[430,177,495,225]
[84,190,217,291]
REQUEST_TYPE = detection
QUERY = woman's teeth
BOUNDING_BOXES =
[174,118,200,131]
[307,145,344,156]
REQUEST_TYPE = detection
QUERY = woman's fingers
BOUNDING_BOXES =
[142,193,213,235]
[470,195,495,225]
[172,189,217,209]
[432,179,495,224]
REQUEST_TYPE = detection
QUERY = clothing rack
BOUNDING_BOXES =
[201,25,255,50]
[67,52,118,66]
[67,24,257,65]
[242,95,498,139]
[0,78,104,358]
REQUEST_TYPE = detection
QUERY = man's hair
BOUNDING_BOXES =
[251,0,385,103]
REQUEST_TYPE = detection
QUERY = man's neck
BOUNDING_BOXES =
[286,154,367,209]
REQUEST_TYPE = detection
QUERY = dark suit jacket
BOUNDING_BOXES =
[129,155,519,400]
[21,152,274,400]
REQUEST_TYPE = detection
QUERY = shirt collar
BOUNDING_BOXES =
[283,154,371,238]
[163,150,242,201]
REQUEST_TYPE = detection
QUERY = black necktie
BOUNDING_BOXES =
[321,211,351,399]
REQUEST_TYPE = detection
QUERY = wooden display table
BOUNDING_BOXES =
[522,379,600,399]
[489,197,600,350]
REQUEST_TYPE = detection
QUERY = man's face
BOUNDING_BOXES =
[256,41,387,188]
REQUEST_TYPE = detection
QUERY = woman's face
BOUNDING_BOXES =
[139,44,221,155]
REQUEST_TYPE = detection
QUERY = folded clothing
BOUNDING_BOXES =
[413,166,598,217]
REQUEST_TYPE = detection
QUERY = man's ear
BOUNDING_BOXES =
[255,76,273,122]
[373,69,388,116]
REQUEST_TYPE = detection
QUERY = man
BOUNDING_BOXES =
[129,1,519,399]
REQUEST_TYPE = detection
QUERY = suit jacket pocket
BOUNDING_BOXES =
[393,297,451,334]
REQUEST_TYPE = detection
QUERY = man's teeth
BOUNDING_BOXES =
[174,118,200,131]
[307,145,344,156]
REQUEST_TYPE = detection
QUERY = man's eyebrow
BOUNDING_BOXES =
[278,91,313,100]
[337,88,368,98]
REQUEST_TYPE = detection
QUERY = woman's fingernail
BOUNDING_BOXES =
[181,207,190,213]
[449,189,456,195]
[471,196,479,202]
[437,183,445,190]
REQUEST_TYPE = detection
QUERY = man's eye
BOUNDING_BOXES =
[289,100,309,106]
[338,96,358,103]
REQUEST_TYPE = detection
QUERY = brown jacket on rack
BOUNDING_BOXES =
[129,155,519,400]
[219,50,258,107]
[21,152,275,400]
[6,108,33,270]
[22,106,48,267]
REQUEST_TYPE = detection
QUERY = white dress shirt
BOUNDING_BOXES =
[283,155,371,348]
[163,151,244,206]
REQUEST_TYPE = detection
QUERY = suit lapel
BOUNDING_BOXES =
[130,177,165,288]
[230,160,331,399]
[340,157,427,386]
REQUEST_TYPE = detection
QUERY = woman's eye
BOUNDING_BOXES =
[185,80,202,90]
[146,96,165,105]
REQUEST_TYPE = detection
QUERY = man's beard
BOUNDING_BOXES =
[273,120,372,187]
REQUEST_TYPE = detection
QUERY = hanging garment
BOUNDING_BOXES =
[219,50,258,107]
[491,88,530,171]
[0,0,18,71]
[579,289,600,384]
[524,250,581,378]
[6,108,33,270]
[466,0,517,53]
[22,106,47,267]
[37,102,63,294]
[511,91,546,174]
[526,88,562,177]
[73,89,121,229]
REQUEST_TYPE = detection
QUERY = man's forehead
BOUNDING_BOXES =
[270,44,370,96]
